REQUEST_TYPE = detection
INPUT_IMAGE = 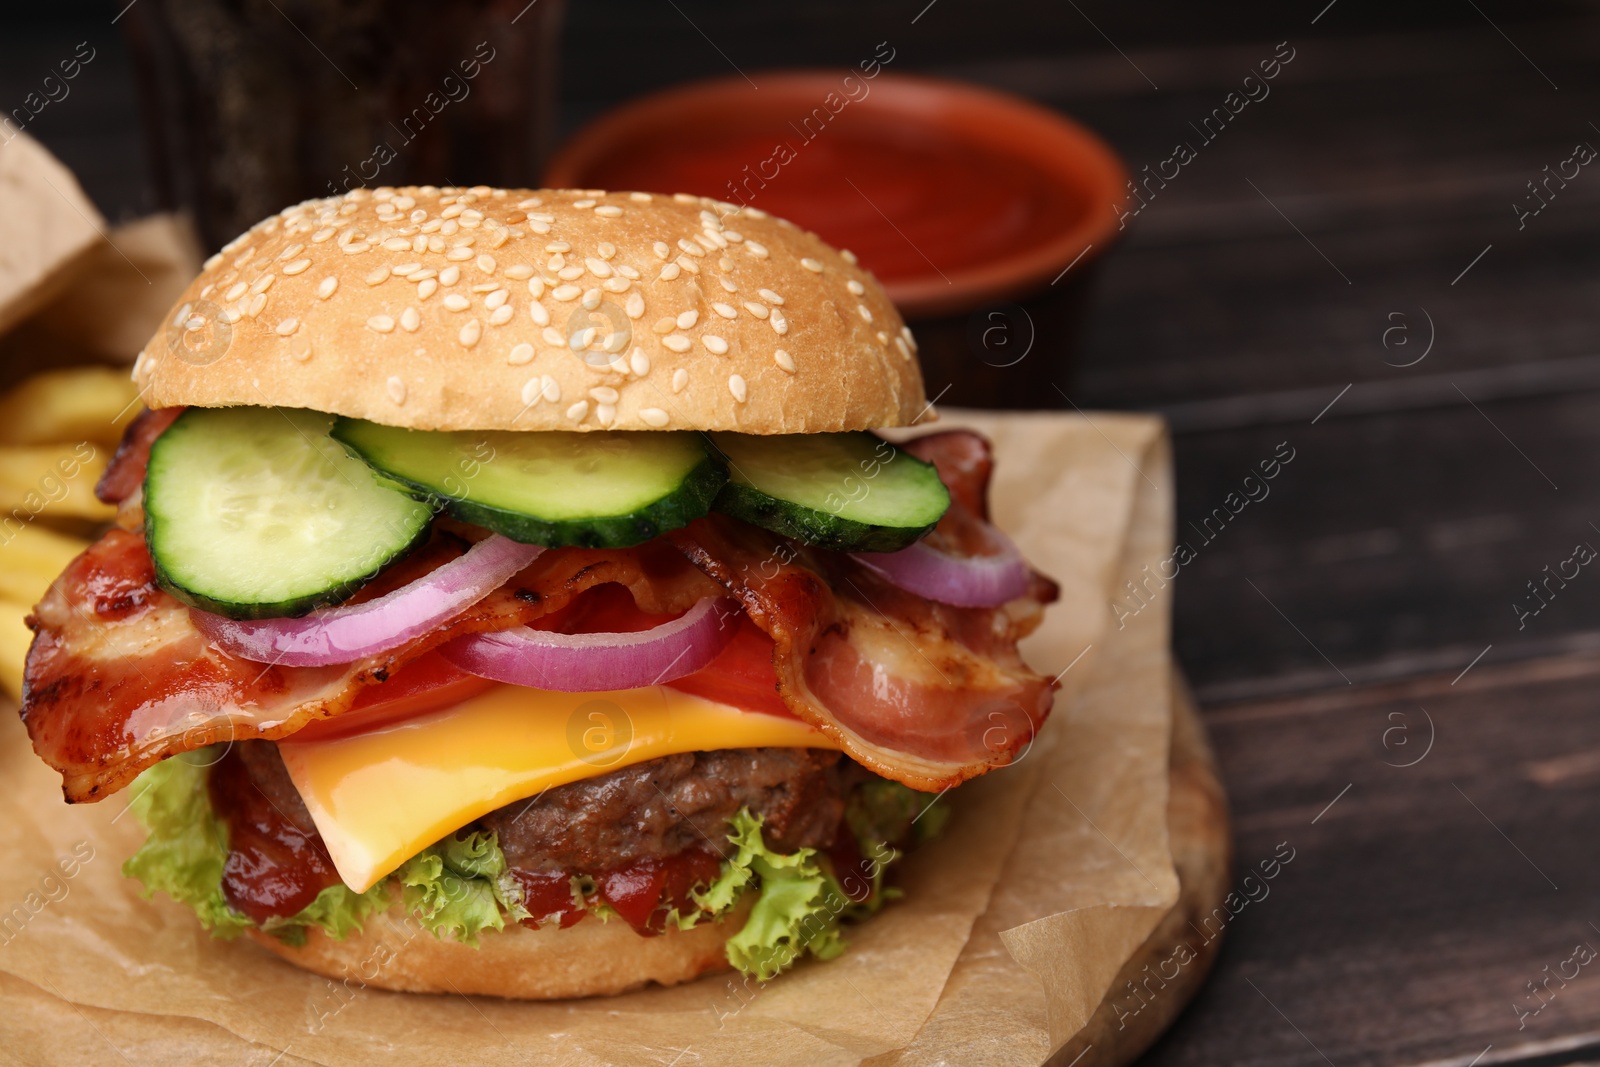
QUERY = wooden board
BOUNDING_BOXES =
[1052,672,1233,1066]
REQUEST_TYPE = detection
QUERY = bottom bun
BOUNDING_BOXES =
[246,897,753,1000]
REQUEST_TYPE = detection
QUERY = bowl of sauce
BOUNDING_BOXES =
[546,71,1128,405]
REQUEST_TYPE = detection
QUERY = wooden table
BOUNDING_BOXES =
[9,2,1600,1064]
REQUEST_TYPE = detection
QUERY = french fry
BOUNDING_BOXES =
[0,602,33,703]
[0,522,89,596]
[0,366,140,450]
[0,442,113,523]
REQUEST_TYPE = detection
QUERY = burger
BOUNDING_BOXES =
[19,187,1058,998]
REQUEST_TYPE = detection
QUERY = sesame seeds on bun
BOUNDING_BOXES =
[134,187,930,433]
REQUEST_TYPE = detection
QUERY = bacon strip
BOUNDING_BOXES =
[666,432,1056,791]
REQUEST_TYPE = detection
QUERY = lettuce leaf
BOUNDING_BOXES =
[692,810,854,981]
[399,831,528,946]
[122,753,253,938]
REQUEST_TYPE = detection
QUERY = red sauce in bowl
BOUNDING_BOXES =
[547,73,1127,317]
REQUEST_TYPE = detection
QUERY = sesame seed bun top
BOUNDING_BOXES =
[133,186,931,433]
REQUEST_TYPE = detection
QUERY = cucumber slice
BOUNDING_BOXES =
[144,408,433,619]
[331,420,727,549]
[710,432,950,552]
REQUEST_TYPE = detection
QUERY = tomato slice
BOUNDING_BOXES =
[287,651,496,742]
[665,614,796,720]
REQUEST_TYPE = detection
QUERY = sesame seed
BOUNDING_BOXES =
[428,235,447,253]
[599,242,618,259]
[573,199,596,209]
[895,337,911,359]
[529,303,551,326]
[840,249,858,265]
[393,262,422,276]
[595,205,624,218]
[700,231,727,250]
[485,289,509,310]
[552,285,580,301]
[418,278,439,300]
[677,310,699,329]
[542,327,565,346]
[543,376,561,402]
[857,304,872,323]
[640,407,670,427]
[630,349,650,376]
[219,308,242,324]
[251,273,277,294]
[672,368,689,393]
[677,239,706,258]
[225,281,248,301]
[664,334,691,353]
[509,342,535,365]
[571,327,597,349]
[718,257,735,273]
[527,276,546,299]
[477,254,496,274]
[312,227,337,243]
[547,241,571,254]
[876,331,890,346]
[728,374,748,403]
[771,309,789,335]
[596,403,617,426]
[653,317,676,334]
[703,335,729,355]
[489,305,514,326]
[566,400,589,422]
[743,301,769,319]
[759,289,785,306]
[438,265,460,286]
[275,318,298,336]
[505,264,534,280]
[383,237,411,252]
[395,195,415,210]
[529,219,552,234]
[366,266,391,286]
[283,259,311,276]
[367,315,396,333]
[676,255,700,275]
[278,243,305,261]
[399,307,421,332]
[630,192,653,202]
[724,230,744,243]
[520,377,543,405]
[653,242,671,260]
[618,264,640,280]
[659,262,682,281]
[518,197,543,210]
[800,258,823,272]
[444,294,470,312]
[847,280,866,296]
[386,376,407,403]
[582,289,602,310]
[602,277,630,294]
[447,247,474,261]
[586,257,613,278]
[459,319,482,347]
[746,241,769,259]
[774,349,795,373]
[589,386,619,404]
[247,293,267,318]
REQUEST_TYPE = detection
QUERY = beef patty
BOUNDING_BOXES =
[229,741,858,874]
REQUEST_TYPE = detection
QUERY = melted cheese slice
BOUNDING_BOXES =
[279,684,836,893]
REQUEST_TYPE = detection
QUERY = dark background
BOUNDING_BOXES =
[8,2,1600,1064]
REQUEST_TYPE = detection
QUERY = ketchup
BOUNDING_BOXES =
[208,748,340,923]
[514,850,724,936]
[577,123,1084,288]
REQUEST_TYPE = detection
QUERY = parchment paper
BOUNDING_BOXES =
[0,137,1182,1067]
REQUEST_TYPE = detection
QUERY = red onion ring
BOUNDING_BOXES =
[438,596,739,692]
[192,535,544,667]
[853,526,1031,608]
